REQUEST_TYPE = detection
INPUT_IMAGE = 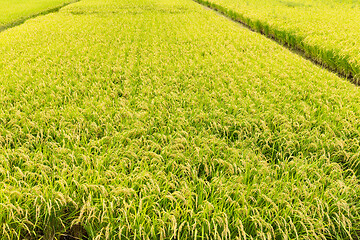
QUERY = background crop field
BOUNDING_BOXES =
[1,0,360,239]
[194,0,360,83]
[0,0,73,28]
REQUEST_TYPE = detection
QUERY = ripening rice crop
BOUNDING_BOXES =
[1,0,360,239]
[193,0,360,83]
[0,0,74,31]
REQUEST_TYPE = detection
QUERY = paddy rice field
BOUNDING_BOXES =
[194,0,360,83]
[0,0,360,239]
[0,0,75,31]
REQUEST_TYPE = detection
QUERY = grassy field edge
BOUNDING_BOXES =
[0,0,80,33]
[192,0,360,85]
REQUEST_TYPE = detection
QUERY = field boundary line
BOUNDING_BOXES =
[193,0,359,85]
[0,0,80,33]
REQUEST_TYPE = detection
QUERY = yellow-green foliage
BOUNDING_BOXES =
[1,0,360,239]
[0,0,74,29]
[194,0,360,83]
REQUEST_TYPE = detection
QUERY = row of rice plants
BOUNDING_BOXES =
[193,0,360,84]
[1,0,360,238]
[0,0,75,32]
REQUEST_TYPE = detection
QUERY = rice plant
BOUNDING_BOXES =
[193,0,360,84]
[0,0,360,239]
[0,0,75,32]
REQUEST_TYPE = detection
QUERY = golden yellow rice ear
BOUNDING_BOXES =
[1,0,360,239]
[0,0,78,33]
[193,0,360,85]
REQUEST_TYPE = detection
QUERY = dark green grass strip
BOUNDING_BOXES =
[193,0,359,86]
[0,0,80,33]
